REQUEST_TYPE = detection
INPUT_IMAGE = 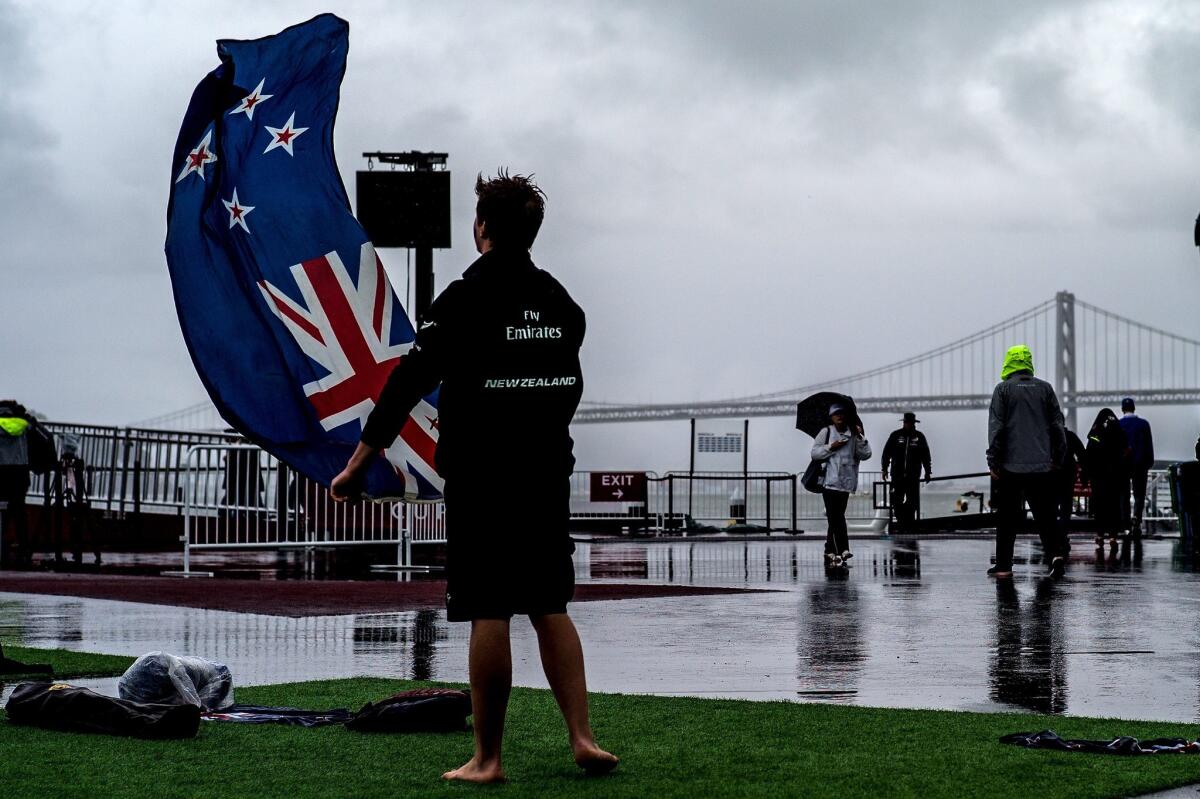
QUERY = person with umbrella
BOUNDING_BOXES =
[810,402,872,567]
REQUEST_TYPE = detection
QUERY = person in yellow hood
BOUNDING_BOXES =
[985,346,1069,578]
[0,400,37,567]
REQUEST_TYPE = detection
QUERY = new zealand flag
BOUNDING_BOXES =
[165,14,441,500]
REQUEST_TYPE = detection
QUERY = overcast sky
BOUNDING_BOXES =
[3,0,1200,473]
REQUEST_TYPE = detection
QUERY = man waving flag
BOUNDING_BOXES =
[165,14,441,500]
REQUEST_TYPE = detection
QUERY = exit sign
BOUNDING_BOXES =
[589,472,648,503]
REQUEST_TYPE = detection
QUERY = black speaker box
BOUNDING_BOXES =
[355,170,451,248]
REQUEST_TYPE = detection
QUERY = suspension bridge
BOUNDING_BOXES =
[138,292,1200,433]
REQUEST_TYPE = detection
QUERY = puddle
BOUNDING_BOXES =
[4,537,1200,721]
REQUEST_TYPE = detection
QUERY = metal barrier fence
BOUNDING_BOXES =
[1145,470,1176,523]
[176,444,413,576]
[647,471,885,531]
[27,423,240,517]
[18,423,1178,567]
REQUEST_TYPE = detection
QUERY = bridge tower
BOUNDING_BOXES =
[1055,291,1077,432]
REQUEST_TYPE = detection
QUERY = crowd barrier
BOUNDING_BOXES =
[14,423,1177,574]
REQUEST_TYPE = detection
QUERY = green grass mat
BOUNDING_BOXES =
[4,676,1200,798]
[1,645,134,679]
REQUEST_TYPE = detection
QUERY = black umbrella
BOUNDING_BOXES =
[795,391,858,437]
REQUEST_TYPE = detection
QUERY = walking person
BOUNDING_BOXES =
[0,400,53,568]
[811,404,871,567]
[1086,408,1129,550]
[881,412,932,533]
[50,433,98,566]
[1118,398,1154,536]
[985,346,1069,578]
[1055,428,1087,544]
[331,171,616,783]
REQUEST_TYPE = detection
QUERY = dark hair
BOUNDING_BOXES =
[475,169,546,250]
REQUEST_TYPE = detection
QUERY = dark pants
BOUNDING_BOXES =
[0,469,31,566]
[823,489,850,556]
[891,475,921,532]
[995,471,1065,571]
[1092,474,1124,538]
[1129,467,1149,530]
[1055,472,1075,541]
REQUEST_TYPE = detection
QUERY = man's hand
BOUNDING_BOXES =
[829,438,847,451]
[882,470,889,481]
[330,441,379,502]
[330,467,365,502]
[990,470,1001,481]
[924,472,932,484]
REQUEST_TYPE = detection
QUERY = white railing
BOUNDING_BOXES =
[175,444,423,576]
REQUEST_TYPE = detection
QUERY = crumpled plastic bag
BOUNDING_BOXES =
[117,651,234,711]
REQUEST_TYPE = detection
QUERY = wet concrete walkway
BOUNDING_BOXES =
[4,537,1200,722]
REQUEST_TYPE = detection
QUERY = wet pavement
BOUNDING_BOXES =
[4,536,1200,722]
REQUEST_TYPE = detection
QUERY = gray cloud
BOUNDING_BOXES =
[0,2,59,244]
[2,1,1199,472]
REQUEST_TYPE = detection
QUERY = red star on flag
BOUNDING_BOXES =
[263,112,309,156]
[229,78,273,121]
[222,188,255,233]
[175,129,218,183]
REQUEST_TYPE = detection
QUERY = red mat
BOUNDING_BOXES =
[0,572,759,618]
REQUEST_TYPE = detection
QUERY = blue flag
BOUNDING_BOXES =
[165,14,441,500]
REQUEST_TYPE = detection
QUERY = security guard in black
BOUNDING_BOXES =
[359,246,585,620]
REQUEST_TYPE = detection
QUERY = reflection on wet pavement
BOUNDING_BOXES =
[5,537,1200,721]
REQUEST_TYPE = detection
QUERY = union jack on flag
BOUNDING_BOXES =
[164,14,441,499]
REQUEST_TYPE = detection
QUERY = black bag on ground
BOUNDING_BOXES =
[346,688,471,733]
[5,682,201,739]
[1001,729,1200,756]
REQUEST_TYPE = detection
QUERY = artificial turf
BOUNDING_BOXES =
[1,645,134,679]
[3,676,1200,798]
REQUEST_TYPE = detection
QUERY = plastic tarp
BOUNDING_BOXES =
[117,652,234,711]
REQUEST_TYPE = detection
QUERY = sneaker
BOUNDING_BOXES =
[825,552,838,567]
[841,551,854,563]
[987,565,1013,578]
[831,555,844,568]
[1048,556,1066,578]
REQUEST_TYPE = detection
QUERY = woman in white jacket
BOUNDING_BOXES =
[810,403,872,567]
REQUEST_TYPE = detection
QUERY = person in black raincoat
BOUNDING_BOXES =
[0,399,54,567]
[1055,429,1087,543]
[331,172,616,782]
[1085,408,1129,549]
[881,412,932,533]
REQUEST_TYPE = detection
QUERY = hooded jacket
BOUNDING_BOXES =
[986,346,1067,474]
[0,407,31,468]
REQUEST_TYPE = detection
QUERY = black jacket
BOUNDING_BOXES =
[986,372,1066,474]
[361,248,585,482]
[881,428,931,479]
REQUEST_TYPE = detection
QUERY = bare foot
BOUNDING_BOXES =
[573,741,619,775]
[442,757,506,784]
